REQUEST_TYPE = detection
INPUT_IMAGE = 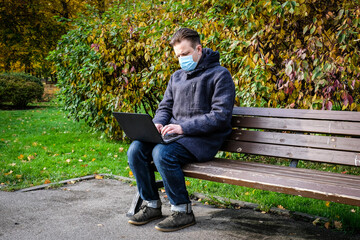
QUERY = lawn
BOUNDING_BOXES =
[0,102,130,190]
[1,102,359,233]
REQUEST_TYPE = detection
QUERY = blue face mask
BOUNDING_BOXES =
[179,54,198,71]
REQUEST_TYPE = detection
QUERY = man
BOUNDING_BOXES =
[127,28,235,232]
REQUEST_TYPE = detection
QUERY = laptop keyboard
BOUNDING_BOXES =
[162,133,180,141]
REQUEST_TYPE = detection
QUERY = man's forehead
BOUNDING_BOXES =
[173,39,193,54]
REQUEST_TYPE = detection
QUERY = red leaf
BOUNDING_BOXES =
[326,101,333,110]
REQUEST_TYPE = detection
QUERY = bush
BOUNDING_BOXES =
[0,72,44,107]
[49,0,360,139]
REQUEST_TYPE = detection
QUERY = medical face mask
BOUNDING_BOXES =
[179,53,198,71]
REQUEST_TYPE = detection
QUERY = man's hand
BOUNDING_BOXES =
[161,124,183,136]
[155,124,164,133]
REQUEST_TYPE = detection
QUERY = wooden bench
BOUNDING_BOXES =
[127,107,360,216]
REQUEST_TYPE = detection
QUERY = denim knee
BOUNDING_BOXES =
[127,140,140,166]
[152,144,169,169]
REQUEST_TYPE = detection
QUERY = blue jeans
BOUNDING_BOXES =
[127,140,195,209]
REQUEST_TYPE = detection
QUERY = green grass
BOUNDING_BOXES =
[1,102,359,233]
[0,102,130,190]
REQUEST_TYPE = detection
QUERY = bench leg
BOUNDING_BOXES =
[126,180,164,217]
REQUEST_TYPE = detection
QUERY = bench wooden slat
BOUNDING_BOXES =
[232,117,360,136]
[233,107,360,122]
[212,160,360,187]
[229,130,360,152]
[220,140,360,166]
[182,159,360,206]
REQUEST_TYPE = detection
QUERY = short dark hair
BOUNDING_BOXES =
[170,28,201,49]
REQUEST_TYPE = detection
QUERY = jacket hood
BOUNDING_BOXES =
[196,48,220,71]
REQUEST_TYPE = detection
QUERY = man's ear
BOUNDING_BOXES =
[196,44,202,54]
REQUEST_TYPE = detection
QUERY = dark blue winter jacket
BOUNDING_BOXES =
[153,48,235,161]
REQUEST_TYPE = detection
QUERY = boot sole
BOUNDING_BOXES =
[155,221,196,232]
[128,215,162,226]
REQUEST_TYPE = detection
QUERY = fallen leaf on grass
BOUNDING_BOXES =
[325,201,330,207]
[4,170,13,176]
[312,218,320,225]
[92,158,96,162]
[95,175,104,180]
[324,222,331,229]
[277,205,285,210]
[9,163,16,166]
[119,147,124,152]
[334,221,342,230]
[18,154,24,160]
[66,159,71,163]
[185,181,191,186]
[351,209,356,213]
[44,179,51,184]
[129,171,134,177]
[16,174,22,179]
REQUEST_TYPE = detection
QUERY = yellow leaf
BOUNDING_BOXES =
[16,174,22,179]
[325,201,330,207]
[129,171,134,177]
[245,192,250,195]
[44,179,51,184]
[145,53,150,62]
[92,158,96,161]
[312,218,320,225]
[4,170,13,176]
[95,175,104,180]
[18,154,24,160]
[185,181,191,186]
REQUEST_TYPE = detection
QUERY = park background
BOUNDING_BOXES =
[1,0,360,233]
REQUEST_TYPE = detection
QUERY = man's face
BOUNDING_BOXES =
[173,39,202,63]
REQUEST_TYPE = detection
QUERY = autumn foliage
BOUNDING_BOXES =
[49,0,360,138]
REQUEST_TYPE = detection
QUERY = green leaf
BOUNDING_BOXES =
[303,25,309,35]
[315,40,323,47]
[310,26,316,34]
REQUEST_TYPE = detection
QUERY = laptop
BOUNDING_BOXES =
[112,112,184,144]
